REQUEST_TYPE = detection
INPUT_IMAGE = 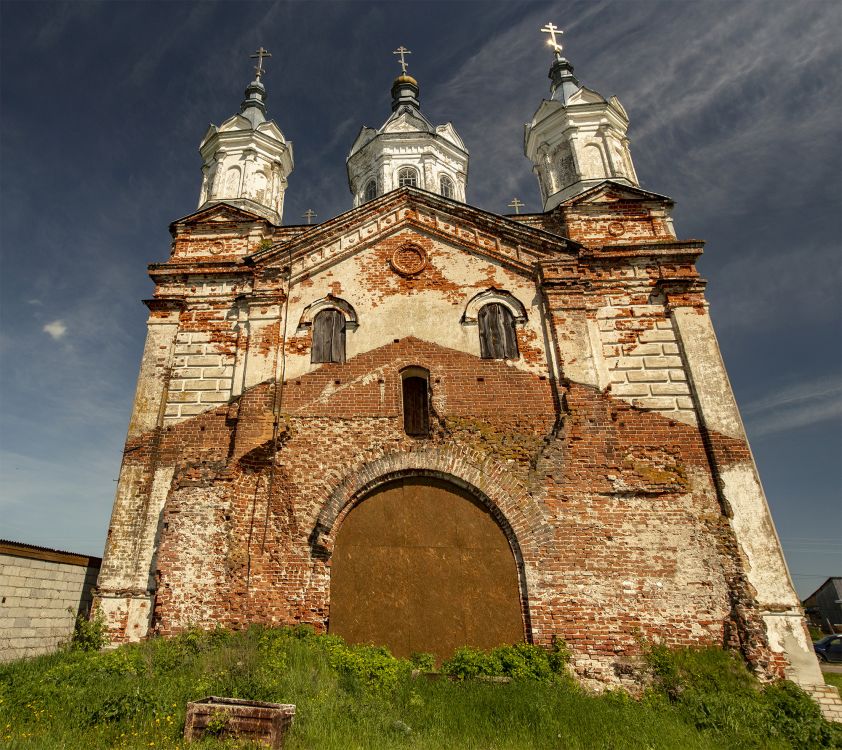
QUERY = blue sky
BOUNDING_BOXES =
[1,0,840,599]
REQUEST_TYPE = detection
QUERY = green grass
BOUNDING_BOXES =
[826,672,842,691]
[1,626,840,749]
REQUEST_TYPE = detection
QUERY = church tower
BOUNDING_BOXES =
[524,24,638,210]
[346,47,468,206]
[197,48,294,224]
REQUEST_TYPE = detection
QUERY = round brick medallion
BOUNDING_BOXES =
[607,221,625,237]
[390,244,427,277]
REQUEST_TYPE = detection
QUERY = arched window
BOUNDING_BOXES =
[439,175,455,199]
[478,303,519,360]
[311,309,345,364]
[401,367,429,436]
[364,179,377,202]
[223,166,241,197]
[398,167,418,188]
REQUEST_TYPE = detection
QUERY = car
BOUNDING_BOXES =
[813,635,842,662]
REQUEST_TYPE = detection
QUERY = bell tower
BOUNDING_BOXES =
[346,46,469,206]
[197,47,294,224]
[524,24,639,210]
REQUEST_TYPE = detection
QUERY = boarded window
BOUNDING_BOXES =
[478,303,518,359]
[364,179,377,202]
[439,175,454,199]
[398,167,418,188]
[402,375,429,436]
[311,309,345,363]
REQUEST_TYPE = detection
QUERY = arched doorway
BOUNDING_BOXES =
[329,476,524,658]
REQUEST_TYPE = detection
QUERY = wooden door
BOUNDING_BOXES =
[329,477,524,658]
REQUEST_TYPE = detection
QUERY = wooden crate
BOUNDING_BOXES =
[184,696,296,748]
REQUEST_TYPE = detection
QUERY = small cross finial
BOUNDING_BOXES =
[540,22,564,59]
[393,45,412,75]
[508,198,525,214]
[303,209,317,225]
[250,47,272,79]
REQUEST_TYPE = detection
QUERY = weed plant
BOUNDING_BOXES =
[0,626,840,749]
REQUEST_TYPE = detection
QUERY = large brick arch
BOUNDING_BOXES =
[308,446,552,641]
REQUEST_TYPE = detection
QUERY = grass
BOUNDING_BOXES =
[826,672,842,691]
[1,626,840,749]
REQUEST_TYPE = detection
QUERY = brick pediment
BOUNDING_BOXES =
[561,181,673,207]
[170,202,270,231]
[250,188,578,282]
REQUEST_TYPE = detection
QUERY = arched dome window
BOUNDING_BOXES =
[398,167,418,188]
[439,175,455,199]
[478,303,519,360]
[364,179,377,202]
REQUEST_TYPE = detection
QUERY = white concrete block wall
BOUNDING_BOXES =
[165,330,235,423]
[597,304,697,426]
[0,552,100,662]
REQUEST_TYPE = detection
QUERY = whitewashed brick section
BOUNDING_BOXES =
[597,306,696,425]
[165,330,235,424]
[0,553,100,662]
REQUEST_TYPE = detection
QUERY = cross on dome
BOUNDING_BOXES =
[540,22,564,59]
[250,46,272,79]
[393,45,412,74]
[508,198,524,214]
[303,209,317,224]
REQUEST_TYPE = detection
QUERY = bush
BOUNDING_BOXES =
[87,686,154,725]
[646,644,842,748]
[329,643,412,692]
[69,606,108,652]
[762,680,839,748]
[441,641,569,682]
[409,652,436,671]
[441,646,502,680]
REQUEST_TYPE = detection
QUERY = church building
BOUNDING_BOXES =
[94,34,838,712]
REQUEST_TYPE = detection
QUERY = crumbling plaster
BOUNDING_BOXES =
[93,187,836,719]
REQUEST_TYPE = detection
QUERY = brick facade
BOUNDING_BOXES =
[95,183,840,718]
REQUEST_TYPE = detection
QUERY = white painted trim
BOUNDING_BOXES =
[461,288,528,326]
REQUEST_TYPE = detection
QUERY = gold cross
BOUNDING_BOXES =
[250,47,272,79]
[540,22,564,58]
[393,46,412,75]
[303,209,317,225]
[508,198,524,214]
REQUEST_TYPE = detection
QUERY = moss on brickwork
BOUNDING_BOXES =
[444,416,545,465]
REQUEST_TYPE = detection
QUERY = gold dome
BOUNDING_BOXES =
[393,74,418,87]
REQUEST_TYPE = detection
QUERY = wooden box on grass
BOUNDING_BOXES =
[184,696,296,748]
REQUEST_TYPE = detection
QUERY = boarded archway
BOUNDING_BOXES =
[329,476,524,658]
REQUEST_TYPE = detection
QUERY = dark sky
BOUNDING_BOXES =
[1,0,840,598]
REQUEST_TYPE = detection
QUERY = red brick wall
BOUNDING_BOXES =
[100,191,787,687]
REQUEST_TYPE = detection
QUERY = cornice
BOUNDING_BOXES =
[248,188,580,281]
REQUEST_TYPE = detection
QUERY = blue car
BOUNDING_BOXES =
[813,635,842,662]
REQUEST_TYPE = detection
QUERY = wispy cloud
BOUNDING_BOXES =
[604,1,842,214]
[742,375,842,437]
[43,320,67,340]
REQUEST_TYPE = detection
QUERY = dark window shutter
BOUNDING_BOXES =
[403,376,429,435]
[479,303,518,359]
[501,306,518,359]
[312,309,345,363]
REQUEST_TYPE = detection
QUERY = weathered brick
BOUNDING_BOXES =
[92,159,821,714]
[627,370,669,383]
